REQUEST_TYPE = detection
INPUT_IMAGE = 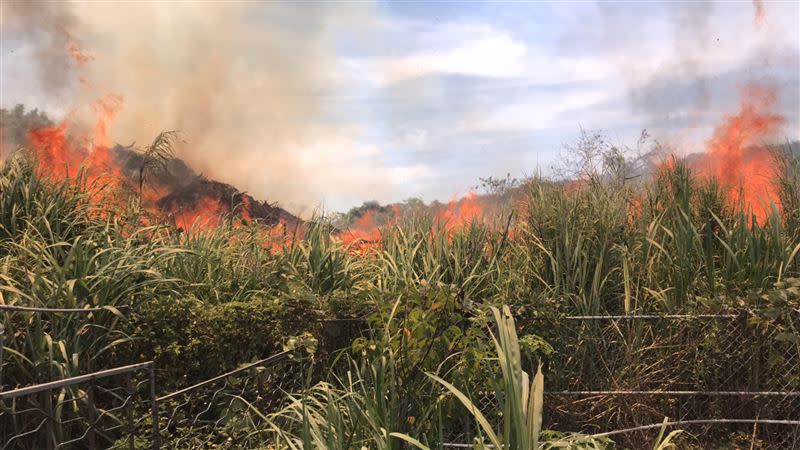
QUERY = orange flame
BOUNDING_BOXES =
[170,197,226,230]
[240,196,252,223]
[338,193,493,252]
[752,0,766,28]
[343,210,382,245]
[27,93,125,187]
[436,192,485,231]
[697,85,783,221]
[340,205,401,253]
[267,218,291,252]
[67,41,95,66]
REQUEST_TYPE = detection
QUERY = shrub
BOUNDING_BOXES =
[129,294,322,386]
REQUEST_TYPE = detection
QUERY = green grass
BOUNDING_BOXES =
[1,144,799,448]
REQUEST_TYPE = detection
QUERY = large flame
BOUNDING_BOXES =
[436,192,485,232]
[696,85,784,221]
[27,93,125,188]
[170,197,226,230]
[343,210,383,245]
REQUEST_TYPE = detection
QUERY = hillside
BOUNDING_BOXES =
[1,105,302,229]
[112,144,300,228]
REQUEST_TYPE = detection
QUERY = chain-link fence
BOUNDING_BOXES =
[0,351,308,449]
[3,312,798,448]
[448,311,800,448]
[152,350,306,449]
[0,361,155,450]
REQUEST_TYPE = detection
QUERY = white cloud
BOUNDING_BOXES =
[383,30,527,81]
[257,126,435,212]
[389,164,435,183]
[457,88,617,133]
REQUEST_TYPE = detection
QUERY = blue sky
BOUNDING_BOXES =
[1,1,798,214]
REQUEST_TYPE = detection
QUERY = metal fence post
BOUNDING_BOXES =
[1,323,5,390]
[150,365,160,450]
[0,361,154,448]
[126,372,135,450]
[88,381,98,449]
[43,388,55,450]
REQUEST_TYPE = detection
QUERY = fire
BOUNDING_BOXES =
[342,210,383,245]
[340,205,399,253]
[696,85,784,221]
[268,218,293,252]
[8,20,264,236]
[240,196,252,222]
[752,0,766,28]
[27,94,125,188]
[338,193,492,252]
[27,122,76,179]
[67,41,95,66]
[436,192,485,231]
[21,37,125,199]
[92,94,124,150]
[170,197,226,230]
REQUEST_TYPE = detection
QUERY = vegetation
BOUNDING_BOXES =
[1,138,798,448]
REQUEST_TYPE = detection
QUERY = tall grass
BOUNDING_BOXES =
[1,143,798,447]
[519,152,799,315]
[366,213,514,305]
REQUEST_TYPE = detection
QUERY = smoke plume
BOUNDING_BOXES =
[1,1,376,214]
[2,1,81,95]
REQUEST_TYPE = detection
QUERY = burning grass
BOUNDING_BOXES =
[1,142,799,448]
[692,85,785,222]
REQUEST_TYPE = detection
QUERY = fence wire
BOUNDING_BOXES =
[445,311,800,449]
[0,362,154,450]
[152,350,306,449]
[2,312,798,449]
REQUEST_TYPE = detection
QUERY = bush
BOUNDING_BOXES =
[129,294,322,386]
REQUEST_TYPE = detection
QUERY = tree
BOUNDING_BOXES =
[1,104,53,157]
[554,128,658,188]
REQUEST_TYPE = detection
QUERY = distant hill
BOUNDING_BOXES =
[1,104,301,229]
[112,144,301,228]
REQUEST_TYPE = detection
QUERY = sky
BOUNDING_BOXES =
[1,0,799,214]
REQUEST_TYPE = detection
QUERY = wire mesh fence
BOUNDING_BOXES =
[443,311,800,448]
[0,361,155,450]
[0,351,309,449]
[151,349,306,449]
[2,311,798,448]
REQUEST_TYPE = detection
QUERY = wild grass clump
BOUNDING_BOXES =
[516,150,799,316]
[366,212,515,305]
[1,141,799,448]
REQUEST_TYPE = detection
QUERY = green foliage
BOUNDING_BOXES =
[367,213,515,305]
[158,224,288,303]
[521,180,632,315]
[284,219,357,295]
[0,104,53,152]
[128,294,321,385]
[395,305,613,450]
[2,136,799,448]
[518,151,800,316]
[0,155,92,244]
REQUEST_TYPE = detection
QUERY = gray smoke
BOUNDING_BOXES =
[1,1,379,214]
[2,1,81,94]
